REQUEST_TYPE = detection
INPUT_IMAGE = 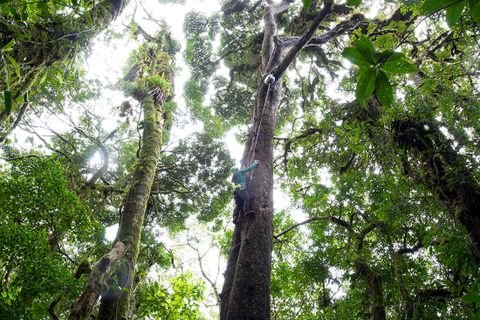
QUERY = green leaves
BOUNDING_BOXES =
[303,0,311,9]
[4,53,20,77]
[347,0,362,6]
[446,1,466,27]
[421,0,480,27]
[137,273,206,320]
[463,293,480,319]
[343,36,416,107]
[382,53,417,74]
[355,36,376,64]
[470,0,480,23]
[463,293,480,303]
[4,90,12,114]
[375,71,393,107]
[1,39,16,52]
[342,36,375,66]
[421,0,459,15]
[303,0,337,8]
[342,47,372,67]
[0,157,98,318]
[356,67,376,107]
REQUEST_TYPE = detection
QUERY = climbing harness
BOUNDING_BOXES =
[246,74,276,164]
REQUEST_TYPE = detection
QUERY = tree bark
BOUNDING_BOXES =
[69,241,128,320]
[355,258,386,320]
[393,252,414,319]
[219,3,332,318]
[69,94,165,320]
[219,3,282,319]
[353,222,386,320]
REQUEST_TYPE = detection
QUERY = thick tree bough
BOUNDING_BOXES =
[0,0,129,132]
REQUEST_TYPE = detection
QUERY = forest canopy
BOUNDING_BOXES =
[1,0,480,319]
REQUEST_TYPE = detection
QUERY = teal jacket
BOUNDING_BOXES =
[232,162,258,189]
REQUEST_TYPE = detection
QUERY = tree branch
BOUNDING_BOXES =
[274,214,355,240]
[0,99,28,144]
[271,1,333,79]
[274,216,330,239]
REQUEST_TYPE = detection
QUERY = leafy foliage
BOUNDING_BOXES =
[422,0,480,26]
[149,132,233,229]
[135,273,206,320]
[0,156,100,319]
[2,0,480,318]
[342,36,416,106]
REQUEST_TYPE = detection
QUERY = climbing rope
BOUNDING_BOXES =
[246,74,275,164]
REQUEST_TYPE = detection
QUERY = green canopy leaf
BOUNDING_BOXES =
[347,0,362,6]
[446,1,466,27]
[422,0,459,15]
[4,53,20,77]
[382,55,416,74]
[4,90,12,114]
[377,51,404,63]
[342,47,373,66]
[463,294,480,303]
[1,39,15,52]
[356,67,377,107]
[375,70,393,107]
[303,0,312,9]
[470,0,480,23]
[355,35,376,64]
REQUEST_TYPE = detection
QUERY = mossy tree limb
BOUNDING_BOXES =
[392,118,480,261]
[69,32,175,320]
[0,0,129,130]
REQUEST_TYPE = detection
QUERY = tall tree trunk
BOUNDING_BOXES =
[220,2,332,318]
[393,252,414,319]
[351,222,386,320]
[69,95,166,320]
[69,35,174,319]
[355,258,386,320]
[220,32,280,320]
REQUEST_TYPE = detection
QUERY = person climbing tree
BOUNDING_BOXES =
[219,1,333,318]
[231,160,259,223]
